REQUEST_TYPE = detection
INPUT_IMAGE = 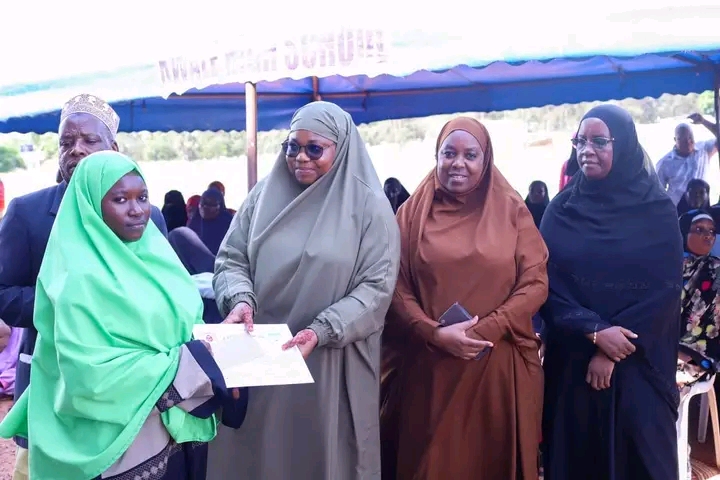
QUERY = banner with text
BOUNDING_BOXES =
[157,29,390,95]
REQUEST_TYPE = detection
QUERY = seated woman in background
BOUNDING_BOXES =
[186,194,201,224]
[168,189,234,324]
[169,189,233,275]
[207,180,236,215]
[677,179,710,217]
[525,179,551,334]
[189,189,234,254]
[381,117,547,480]
[161,190,188,233]
[525,180,550,228]
[384,177,411,213]
[0,151,230,480]
[679,210,720,360]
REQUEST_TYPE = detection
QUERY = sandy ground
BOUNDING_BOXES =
[0,398,13,479]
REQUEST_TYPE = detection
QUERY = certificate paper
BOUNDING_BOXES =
[192,324,314,388]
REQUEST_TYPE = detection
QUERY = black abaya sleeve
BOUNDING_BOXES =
[541,260,612,338]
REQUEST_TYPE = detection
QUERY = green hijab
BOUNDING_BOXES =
[0,151,216,479]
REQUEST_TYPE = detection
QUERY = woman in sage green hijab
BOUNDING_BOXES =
[209,101,401,480]
[0,151,228,480]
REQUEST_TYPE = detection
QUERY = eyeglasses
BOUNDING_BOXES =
[571,136,614,150]
[690,226,716,237]
[282,140,326,161]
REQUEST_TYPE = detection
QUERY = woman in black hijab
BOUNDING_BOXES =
[161,190,188,233]
[678,210,720,359]
[540,105,683,480]
[525,180,550,228]
[676,178,711,217]
[383,177,410,214]
[166,189,232,325]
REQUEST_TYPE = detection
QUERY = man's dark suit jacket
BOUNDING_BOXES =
[0,182,167,447]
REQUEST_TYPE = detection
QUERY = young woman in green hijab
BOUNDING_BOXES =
[0,151,229,480]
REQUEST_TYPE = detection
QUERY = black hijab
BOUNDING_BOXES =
[383,177,410,214]
[679,208,715,253]
[187,189,233,255]
[546,105,678,224]
[161,190,188,233]
[524,180,549,228]
[540,105,683,453]
[676,179,711,216]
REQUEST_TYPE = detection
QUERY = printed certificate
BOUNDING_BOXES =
[193,323,314,388]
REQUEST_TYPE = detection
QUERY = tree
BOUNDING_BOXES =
[2,90,716,161]
[0,146,25,173]
[698,91,716,116]
[227,131,247,156]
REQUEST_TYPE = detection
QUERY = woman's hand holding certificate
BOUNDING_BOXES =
[222,302,255,332]
[193,324,314,388]
[282,329,318,360]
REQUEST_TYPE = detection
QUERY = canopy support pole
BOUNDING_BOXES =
[246,82,258,191]
[312,76,322,101]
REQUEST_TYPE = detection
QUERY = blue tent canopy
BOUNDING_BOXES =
[2,5,720,135]
[2,50,719,134]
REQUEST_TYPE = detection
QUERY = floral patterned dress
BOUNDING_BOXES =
[681,253,720,360]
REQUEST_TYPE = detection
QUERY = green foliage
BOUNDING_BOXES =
[0,145,25,173]
[0,91,715,162]
[698,90,716,115]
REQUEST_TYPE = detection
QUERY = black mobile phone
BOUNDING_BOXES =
[438,302,472,327]
[438,302,490,360]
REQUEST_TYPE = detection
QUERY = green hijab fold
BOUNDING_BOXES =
[0,151,216,479]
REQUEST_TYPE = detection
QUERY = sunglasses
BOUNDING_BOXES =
[282,140,327,161]
[571,136,614,150]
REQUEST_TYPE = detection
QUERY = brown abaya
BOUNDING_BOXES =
[380,117,548,480]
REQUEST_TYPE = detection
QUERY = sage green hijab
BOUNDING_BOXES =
[0,151,216,479]
[211,101,400,479]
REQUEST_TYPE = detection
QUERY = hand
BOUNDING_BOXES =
[688,113,705,125]
[586,352,615,390]
[222,302,254,332]
[431,317,493,360]
[282,329,318,360]
[593,326,637,362]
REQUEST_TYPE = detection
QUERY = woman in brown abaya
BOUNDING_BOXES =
[380,117,548,480]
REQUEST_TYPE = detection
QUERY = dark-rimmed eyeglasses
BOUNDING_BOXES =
[571,136,614,150]
[690,226,716,237]
[281,140,326,161]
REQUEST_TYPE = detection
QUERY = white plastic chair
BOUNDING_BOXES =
[677,374,716,480]
[697,378,720,467]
